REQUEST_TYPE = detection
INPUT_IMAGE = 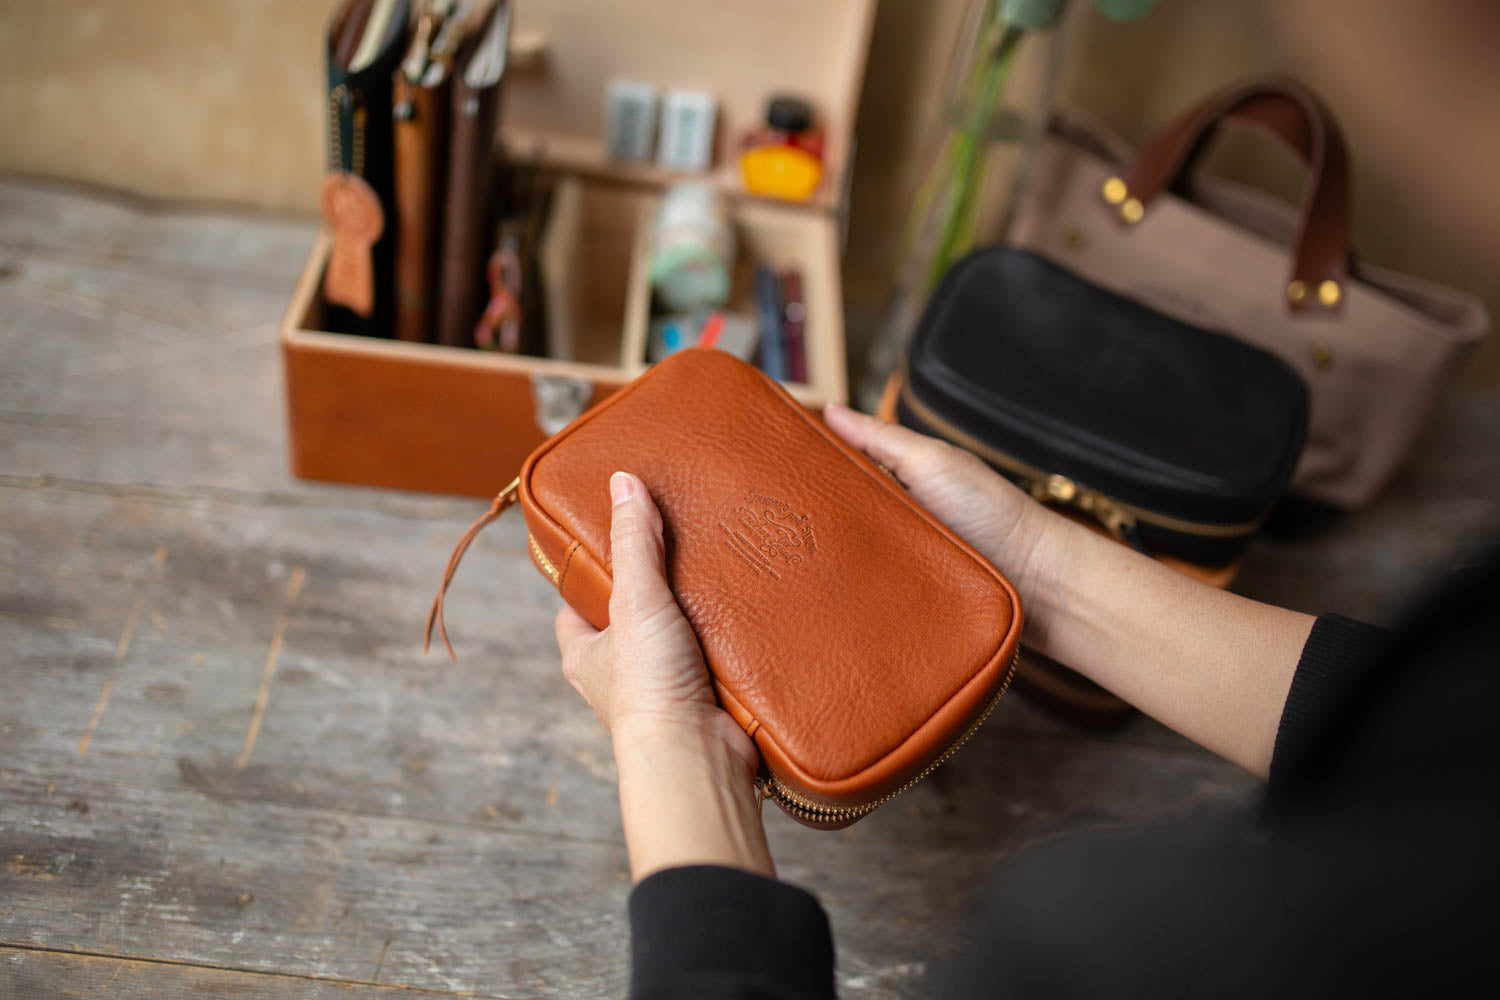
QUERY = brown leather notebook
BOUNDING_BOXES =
[435,0,512,349]
[391,5,466,343]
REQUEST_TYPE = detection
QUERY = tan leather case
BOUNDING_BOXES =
[436,0,507,349]
[432,349,1023,827]
[392,74,450,343]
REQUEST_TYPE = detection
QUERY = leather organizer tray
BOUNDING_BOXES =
[279,0,874,498]
[430,349,1024,828]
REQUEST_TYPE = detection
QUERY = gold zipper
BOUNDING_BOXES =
[898,379,1266,540]
[528,532,560,585]
[756,645,1021,826]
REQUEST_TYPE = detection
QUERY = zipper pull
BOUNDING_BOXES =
[425,478,521,660]
[1028,474,1148,552]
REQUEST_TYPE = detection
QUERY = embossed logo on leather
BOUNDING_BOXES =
[718,489,817,580]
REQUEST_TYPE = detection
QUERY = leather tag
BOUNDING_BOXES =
[320,172,384,317]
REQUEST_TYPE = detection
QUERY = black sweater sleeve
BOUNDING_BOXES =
[1268,612,1388,787]
[627,547,1499,998]
[626,615,1389,999]
[629,865,834,999]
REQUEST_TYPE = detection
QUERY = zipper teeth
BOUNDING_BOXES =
[761,645,1022,825]
[528,533,560,585]
[898,379,1267,539]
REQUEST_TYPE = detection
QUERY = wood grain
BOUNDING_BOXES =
[0,945,501,999]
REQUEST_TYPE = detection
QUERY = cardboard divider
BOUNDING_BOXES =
[539,177,650,368]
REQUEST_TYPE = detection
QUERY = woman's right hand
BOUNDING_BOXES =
[825,401,1315,780]
[822,401,1069,648]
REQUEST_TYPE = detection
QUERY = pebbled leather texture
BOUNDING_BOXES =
[519,349,1022,816]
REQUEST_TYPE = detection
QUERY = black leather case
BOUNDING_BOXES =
[899,247,1308,565]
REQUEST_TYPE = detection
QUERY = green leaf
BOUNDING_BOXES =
[1091,0,1157,21]
[999,0,1064,31]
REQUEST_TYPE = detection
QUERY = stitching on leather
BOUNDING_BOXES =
[557,539,581,589]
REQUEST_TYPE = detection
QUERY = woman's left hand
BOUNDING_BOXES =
[553,471,773,880]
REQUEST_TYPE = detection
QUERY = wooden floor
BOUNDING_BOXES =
[1,177,1496,999]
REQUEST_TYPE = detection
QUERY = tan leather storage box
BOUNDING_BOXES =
[280,0,874,497]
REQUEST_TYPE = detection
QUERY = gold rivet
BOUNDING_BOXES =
[1311,343,1334,369]
[1063,227,1085,249]
[1287,280,1308,304]
[1318,279,1342,306]
[1120,198,1144,224]
[1102,177,1127,205]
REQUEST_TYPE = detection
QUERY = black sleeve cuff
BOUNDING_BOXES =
[629,864,834,1000]
[1270,612,1388,787]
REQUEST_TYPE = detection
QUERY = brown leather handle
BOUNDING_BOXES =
[1107,79,1351,313]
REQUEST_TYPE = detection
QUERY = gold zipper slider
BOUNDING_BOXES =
[1031,473,1077,504]
[1028,474,1137,540]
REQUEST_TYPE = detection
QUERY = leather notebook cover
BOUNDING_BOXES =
[324,0,410,340]
[392,73,448,343]
[429,350,1023,827]
[392,5,467,343]
[436,0,511,348]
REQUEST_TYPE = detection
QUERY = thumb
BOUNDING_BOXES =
[824,401,933,483]
[607,472,673,618]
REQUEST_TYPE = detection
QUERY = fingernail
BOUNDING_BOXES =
[825,401,848,416]
[610,471,634,506]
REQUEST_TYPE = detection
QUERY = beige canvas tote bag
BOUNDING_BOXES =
[1007,79,1489,508]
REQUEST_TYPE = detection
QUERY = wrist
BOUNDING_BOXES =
[613,707,755,768]
[612,712,773,882]
[993,500,1090,656]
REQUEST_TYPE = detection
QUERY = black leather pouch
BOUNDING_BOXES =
[898,247,1308,566]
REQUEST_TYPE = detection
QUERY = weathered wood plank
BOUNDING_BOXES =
[2,480,1257,997]
[0,757,1246,1000]
[0,179,315,286]
[0,770,634,998]
[2,477,1255,841]
[0,945,489,1000]
[1,177,1497,999]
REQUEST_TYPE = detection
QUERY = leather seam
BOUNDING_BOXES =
[558,539,582,589]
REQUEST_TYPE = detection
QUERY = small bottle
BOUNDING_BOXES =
[648,182,736,312]
[739,96,824,201]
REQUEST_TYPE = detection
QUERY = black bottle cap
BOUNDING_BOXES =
[766,96,815,133]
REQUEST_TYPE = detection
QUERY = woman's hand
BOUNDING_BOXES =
[822,401,1066,648]
[824,402,1312,780]
[554,472,773,881]
[555,472,749,758]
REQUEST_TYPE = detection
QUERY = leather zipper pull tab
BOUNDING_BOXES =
[425,478,520,661]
